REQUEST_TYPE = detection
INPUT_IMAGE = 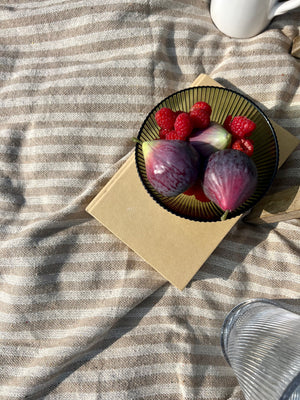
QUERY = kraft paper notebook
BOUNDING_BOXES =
[86,74,299,290]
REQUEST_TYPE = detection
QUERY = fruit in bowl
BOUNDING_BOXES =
[135,86,279,222]
[135,99,258,220]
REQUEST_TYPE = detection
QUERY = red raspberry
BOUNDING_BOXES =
[184,180,210,202]
[155,107,176,130]
[165,130,185,140]
[241,138,254,156]
[189,108,210,129]
[231,138,254,157]
[223,115,232,132]
[159,128,170,139]
[230,116,256,138]
[231,138,243,152]
[174,112,193,139]
[190,101,212,116]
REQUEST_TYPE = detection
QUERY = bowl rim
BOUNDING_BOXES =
[134,85,280,222]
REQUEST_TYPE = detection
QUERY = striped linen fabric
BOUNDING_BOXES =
[0,1,299,399]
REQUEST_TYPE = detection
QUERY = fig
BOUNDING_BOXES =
[189,122,232,158]
[203,149,257,220]
[140,139,201,197]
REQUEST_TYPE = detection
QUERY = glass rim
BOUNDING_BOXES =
[220,298,294,366]
[280,372,300,400]
[220,298,300,399]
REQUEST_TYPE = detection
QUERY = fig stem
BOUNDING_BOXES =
[132,137,143,145]
[221,210,229,221]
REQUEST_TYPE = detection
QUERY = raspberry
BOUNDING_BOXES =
[165,130,185,140]
[190,101,212,116]
[155,107,176,130]
[184,179,210,202]
[174,112,193,139]
[241,138,254,156]
[189,108,210,129]
[231,138,254,157]
[223,115,232,132]
[159,128,170,139]
[230,116,256,138]
[231,138,243,152]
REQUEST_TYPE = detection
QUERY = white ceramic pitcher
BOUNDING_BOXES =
[210,0,300,38]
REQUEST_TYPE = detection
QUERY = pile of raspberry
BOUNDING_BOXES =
[155,102,212,141]
[154,102,256,157]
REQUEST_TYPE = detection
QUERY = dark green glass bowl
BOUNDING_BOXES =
[135,86,279,222]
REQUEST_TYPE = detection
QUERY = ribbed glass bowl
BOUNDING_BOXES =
[134,86,279,222]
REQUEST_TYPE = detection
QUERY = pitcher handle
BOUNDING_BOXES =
[270,0,300,18]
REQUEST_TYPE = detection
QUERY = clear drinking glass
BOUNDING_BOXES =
[221,298,300,400]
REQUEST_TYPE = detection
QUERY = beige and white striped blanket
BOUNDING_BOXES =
[1,1,299,399]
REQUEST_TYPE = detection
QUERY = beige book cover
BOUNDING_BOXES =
[86,74,299,290]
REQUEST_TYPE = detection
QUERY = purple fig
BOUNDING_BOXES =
[141,139,200,197]
[203,149,257,220]
[189,122,232,158]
